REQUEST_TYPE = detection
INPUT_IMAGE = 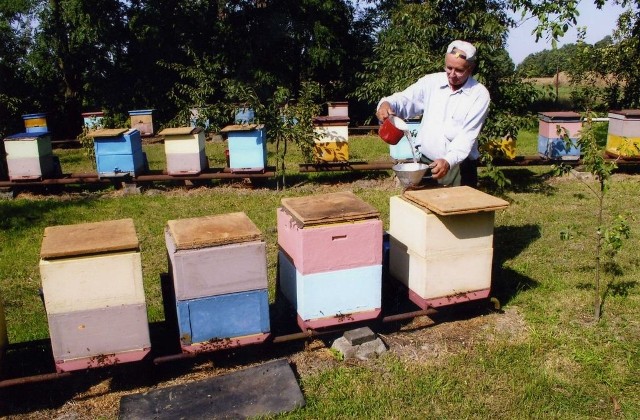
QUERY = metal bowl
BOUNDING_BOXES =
[392,162,430,188]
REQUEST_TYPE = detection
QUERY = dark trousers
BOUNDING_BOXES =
[460,158,478,187]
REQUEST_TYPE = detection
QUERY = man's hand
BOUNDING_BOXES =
[375,101,394,122]
[429,159,450,180]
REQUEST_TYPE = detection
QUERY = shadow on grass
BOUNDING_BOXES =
[0,193,105,231]
[485,167,558,195]
[491,224,541,307]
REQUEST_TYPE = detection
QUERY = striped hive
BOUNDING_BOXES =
[537,111,582,160]
[3,132,55,180]
[277,191,382,329]
[606,109,640,159]
[160,127,208,175]
[39,218,150,372]
[313,116,350,162]
[165,212,270,351]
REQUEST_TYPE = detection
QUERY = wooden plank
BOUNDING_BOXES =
[403,186,509,215]
[280,191,379,227]
[166,212,262,249]
[159,127,201,136]
[220,124,263,132]
[40,218,139,259]
[90,128,128,137]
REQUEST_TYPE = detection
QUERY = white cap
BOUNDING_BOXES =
[447,40,477,62]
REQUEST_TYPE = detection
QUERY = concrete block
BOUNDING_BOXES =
[330,336,356,360]
[355,338,387,361]
[343,326,376,346]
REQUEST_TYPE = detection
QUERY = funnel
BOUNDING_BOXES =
[392,162,430,188]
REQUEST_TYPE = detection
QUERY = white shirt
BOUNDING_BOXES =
[378,72,490,168]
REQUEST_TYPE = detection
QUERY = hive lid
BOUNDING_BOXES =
[90,128,129,138]
[280,191,379,227]
[220,124,264,133]
[166,212,262,250]
[40,218,139,259]
[313,116,350,126]
[608,109,640,118]
[403,186,509,215]
[538,111,581,121]
[4,132,50,141]
[159,127,202,136]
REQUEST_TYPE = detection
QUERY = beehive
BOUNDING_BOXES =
[22,113,48,134]
[313,116,350,162]
[538,111,582,160]
[277,191,382,330]
[128,109,155,136]
[389,119,421,160]
[91,128,146,177]
[160,127,208,175]
[165,212,270,352]
[3,132,56,180]
[234,107,255,124]
[327,101,349,117]
[81,111,104,130]
[605,109,640,159]
[39,218,150,372]
[388,187,508,309]
[221,124,267,172]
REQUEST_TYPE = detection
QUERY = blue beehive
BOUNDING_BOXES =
[176,289,270,346]
[22,113,48,134]
[390,119,421,160]
[221,124,267,172]
[91,128,146,177]
[234,107,255,124]
[82,112,104,130]
[538,111,582,160]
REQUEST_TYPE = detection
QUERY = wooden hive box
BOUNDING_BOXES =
[388,195,495,257]
[91,128,146,177]
[39,218,146,314]
[128,109,155,136]
[327,101,349,117]
[22,113,48,134]
[606,109,640,159]
[81,111,104,130]
[537,111,582,160]
[47,303,151,372]
[277,191,382,329]
[388,187,508,309]
[176,289,270,352]
[278,251,381,331]
[165,212,268,300]
[39,218,150,372]
[313,116,350,162]
[389,237,493,309]
[221,124,267,171]
[160,127,208,175]
[3,132,56,180]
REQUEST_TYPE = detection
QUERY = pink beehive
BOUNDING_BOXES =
[277,191,383,330]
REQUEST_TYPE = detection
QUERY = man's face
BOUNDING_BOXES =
[444,53,472,88]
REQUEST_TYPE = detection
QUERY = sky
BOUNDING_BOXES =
[506,1,628,65]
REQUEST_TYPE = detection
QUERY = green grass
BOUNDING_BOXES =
[1,130,639,418]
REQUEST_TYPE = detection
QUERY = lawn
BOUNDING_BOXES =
[0,129,638,418]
